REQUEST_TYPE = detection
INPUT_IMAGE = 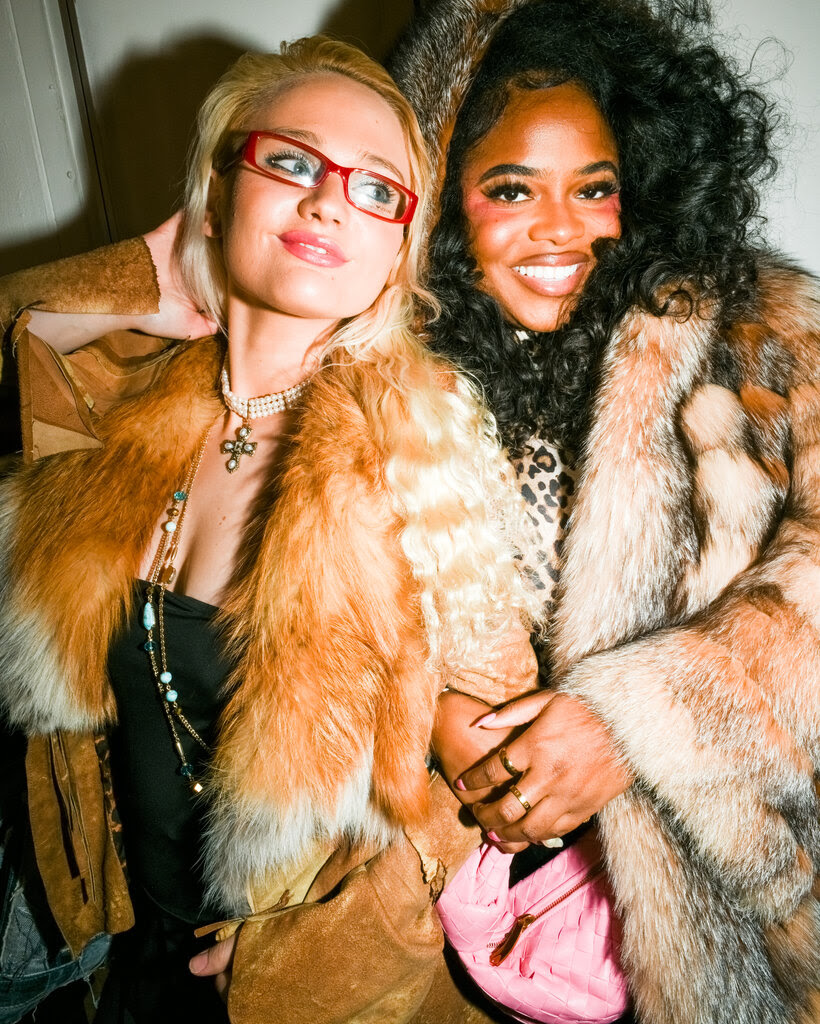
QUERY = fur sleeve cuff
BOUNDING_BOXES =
[560,629,820,922]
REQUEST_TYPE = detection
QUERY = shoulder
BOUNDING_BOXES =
[710,256,820,395]
[613,255,820,392]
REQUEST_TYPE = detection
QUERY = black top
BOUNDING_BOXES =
[107,581,233,925]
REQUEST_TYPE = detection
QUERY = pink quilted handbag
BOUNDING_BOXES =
[436,829,629,1024]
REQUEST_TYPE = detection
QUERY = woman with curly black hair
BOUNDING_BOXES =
[391,1,820,1022]
[410,0,777,456]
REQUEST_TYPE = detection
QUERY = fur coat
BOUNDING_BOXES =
[391,3,820,1023]
[0,240,536,1024]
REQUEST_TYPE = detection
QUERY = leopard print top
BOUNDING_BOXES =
[512,438,577,681]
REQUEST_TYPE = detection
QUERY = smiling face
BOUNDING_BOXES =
[209,73,412,331]
[461,82,621,333]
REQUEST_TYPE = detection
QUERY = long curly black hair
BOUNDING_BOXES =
[426,0,778,455]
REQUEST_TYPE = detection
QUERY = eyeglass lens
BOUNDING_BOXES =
[248,136,411,221]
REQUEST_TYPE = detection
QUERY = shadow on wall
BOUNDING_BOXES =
[91,34,248,240]
[0,0,418,273]
[94,1,416,240]
[0,223,98,280]
[0,35,245,275]
[321,0,415,59]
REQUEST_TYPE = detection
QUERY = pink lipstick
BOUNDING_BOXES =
[278,230,348,268]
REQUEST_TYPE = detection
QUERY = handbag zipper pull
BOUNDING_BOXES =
[486,862,606,968]
[489,913,536,966]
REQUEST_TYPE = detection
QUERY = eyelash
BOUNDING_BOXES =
[483,178,620,203]
[484,180,533,202]
[357,176,397,200]
[578,180,620,200]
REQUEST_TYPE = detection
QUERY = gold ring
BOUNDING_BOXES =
[498,747,522,778]
[509,784,532,813]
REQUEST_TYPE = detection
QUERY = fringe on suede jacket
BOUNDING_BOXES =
[391,4,820,1024]
[0,240,537,1023]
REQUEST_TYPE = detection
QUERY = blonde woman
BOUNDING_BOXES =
[0,37,539,1022]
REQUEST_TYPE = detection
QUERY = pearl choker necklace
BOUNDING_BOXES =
[219,366,309,473]
[220,368,308,419]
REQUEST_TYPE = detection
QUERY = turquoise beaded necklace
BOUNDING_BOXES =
[141,428,211,794]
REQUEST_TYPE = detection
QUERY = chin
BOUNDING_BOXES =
[486,284,581,335]
[509,298,576,335]
[282,279,385,322]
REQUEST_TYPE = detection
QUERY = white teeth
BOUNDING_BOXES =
[512,264,580,281]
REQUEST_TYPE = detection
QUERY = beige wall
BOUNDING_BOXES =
[713,0,820,270]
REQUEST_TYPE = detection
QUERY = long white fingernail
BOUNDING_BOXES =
[540,837,564,849]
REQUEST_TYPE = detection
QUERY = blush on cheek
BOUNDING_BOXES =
[598,194,621,236]
[462,192,507,224]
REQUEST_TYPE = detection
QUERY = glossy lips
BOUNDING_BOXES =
[510,253,589,296]
[278,230,348,267]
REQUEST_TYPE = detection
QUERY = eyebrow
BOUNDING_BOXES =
[272,127,406,184]
[476,160,619,184]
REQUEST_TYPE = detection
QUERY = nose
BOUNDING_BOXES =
[529,195,584,245]
[297,169,348,225]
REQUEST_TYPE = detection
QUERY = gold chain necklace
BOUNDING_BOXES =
[141,428,211,793]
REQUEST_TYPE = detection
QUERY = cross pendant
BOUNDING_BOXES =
[221,420,257,473]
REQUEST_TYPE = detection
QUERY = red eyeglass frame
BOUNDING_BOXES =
[241,131,418,225]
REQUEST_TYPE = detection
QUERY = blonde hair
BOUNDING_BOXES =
[178,36,542,669]
[177,36,431,330]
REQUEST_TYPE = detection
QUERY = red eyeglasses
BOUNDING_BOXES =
[241,132,418,225]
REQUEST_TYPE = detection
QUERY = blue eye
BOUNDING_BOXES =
[265,150,316,179]
[252,141,322,183]
[350,174,400,214]
[356,178,395,203]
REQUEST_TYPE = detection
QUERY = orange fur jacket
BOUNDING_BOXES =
[0,240,536,1023]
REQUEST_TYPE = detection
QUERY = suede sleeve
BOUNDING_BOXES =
[445,621,538,706]
[26,733,133,956]
[0,238,178,461]
[0,237,159,331]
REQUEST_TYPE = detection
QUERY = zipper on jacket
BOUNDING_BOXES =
[52,733,97,903]
[489,861,604,966]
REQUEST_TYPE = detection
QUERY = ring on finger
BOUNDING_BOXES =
[498,746,522,778]
[509,783,532,813]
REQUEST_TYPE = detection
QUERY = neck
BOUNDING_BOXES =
[224,301,336,396]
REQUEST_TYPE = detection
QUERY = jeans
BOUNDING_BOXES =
[0,727,109,1023]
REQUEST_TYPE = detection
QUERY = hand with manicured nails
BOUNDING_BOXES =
[457,692,633,850]
[433,689,528,852]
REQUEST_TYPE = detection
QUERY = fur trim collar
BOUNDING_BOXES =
[0,340,439,911]
[391,0,527,192]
